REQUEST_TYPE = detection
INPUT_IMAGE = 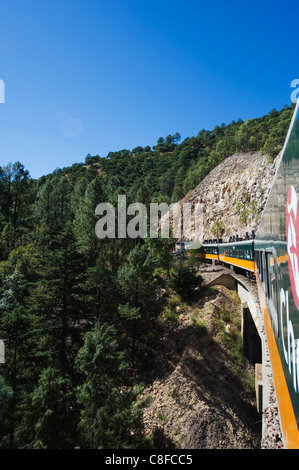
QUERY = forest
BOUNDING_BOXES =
[0,103,294,449]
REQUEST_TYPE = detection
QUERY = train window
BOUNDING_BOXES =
[256,250,261,276]
[265,255,271,298]
[266,253,277,304]
[256,250,265,284]
[265,250,279,336]
[255,250,260,273]
[260,251,264,283]
[258,251,262,275]
[259,251,262,277]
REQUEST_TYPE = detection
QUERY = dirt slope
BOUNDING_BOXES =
[141,266,261,449]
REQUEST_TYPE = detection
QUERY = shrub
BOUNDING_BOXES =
[168,263,203,300]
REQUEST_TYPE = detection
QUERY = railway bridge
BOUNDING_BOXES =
[203,265,283,448]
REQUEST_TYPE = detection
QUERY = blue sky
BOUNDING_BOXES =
[0,0,298,179]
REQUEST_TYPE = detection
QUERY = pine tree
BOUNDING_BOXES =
[76,322,146,449]
[34,175,73,235]
[83,253,120,323]
[0,305,43,446]
[29,367,72,449]
[0,375,13,448]
[31,224,85,377]
[73,176,104,266]
[117,243,160,367]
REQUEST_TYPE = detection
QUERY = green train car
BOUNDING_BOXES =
[255,100,299,448]
[203,243,219,262]
[218,240,255,275]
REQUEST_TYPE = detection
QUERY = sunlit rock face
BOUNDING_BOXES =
[175,152,279,243]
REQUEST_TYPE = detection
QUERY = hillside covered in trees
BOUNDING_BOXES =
[0,104,294,449]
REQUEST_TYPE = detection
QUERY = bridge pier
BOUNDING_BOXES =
[240,302,263,413]
[204,267,283,447]
[241,302,262,366]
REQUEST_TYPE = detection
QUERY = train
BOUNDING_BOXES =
[175,99,299,448]
[176,233,255,278]
[202,232,255,277]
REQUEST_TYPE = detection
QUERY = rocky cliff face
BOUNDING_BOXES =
[179,152,280,243]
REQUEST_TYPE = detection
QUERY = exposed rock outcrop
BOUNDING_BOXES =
[179,152,280,242]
